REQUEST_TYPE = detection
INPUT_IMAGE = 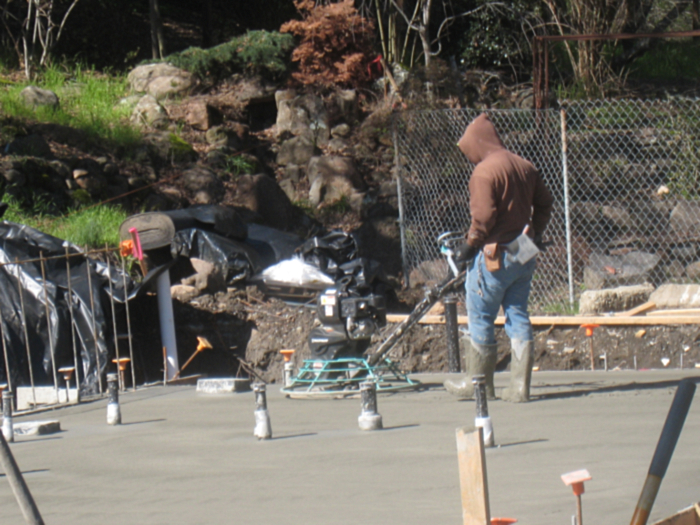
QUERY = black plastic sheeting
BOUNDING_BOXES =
[171,223,303,284]
[0,222,131,395]
[297,230,387,292]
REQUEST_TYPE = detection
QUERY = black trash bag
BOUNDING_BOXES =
[171,224,303,285]
[336,257,388,293]
[0,222,131,395]
[245,223,303,269]
[297,230,359,280]
[171,229,263,284]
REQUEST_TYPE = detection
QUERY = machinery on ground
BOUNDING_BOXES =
[281,232,466,398]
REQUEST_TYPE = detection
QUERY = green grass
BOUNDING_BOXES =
[0,63,141,151]
[2,195,127,248]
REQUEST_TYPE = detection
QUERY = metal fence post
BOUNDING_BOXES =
[561,108,575,307]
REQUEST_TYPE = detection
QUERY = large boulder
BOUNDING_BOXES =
[232,75,278,105]
[20,86,59,109]
[275,93,330,146]
[578,284,654,314]
[276,136,315,166]
[650,283,700,309]
[583,251,660,290]
[184,101,223,131]
[670,201,700,239]
[131,95,168,128]
[182,167,224,204]
[127,63,196,100]
[307,155,365,210]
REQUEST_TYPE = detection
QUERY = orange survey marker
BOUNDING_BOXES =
[580,323,600,371]
[172,336,212,380]
[562,469,592,525]
[280,349,295,362]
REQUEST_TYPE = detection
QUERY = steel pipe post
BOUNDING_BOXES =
[2,390,13,442]
[253,383,272,440]
[444,295,460,373]
[358,381,383,431]
[106,373,121,425]
[473,375,495,447]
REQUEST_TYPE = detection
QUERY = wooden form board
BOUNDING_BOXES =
[386,314,700,326]
[652,503,700,525]
[456,427,490,525]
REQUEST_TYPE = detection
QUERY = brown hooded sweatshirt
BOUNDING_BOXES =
[457,113,554,249]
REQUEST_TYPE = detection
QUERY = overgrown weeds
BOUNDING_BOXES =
[0,63,141,151]
[1,194,127,248]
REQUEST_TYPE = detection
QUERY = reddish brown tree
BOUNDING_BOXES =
[281,0,376,89]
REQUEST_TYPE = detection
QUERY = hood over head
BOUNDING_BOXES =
[457,113,505,164]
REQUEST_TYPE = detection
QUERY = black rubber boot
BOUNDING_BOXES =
[502,339,534,403]
[444,338,497,399]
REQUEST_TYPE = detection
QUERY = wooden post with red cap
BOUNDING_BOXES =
[580,324,599,371]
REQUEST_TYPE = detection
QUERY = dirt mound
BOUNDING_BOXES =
[150,285,700,383]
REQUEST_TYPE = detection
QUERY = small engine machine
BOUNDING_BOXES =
[308,279,387,360]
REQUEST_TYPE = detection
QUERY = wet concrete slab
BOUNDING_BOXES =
[1,369,699,525]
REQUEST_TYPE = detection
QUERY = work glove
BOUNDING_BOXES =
[533,233,553,252]
[454,242,478,272]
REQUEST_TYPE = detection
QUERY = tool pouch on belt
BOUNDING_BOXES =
[483,243,501,272]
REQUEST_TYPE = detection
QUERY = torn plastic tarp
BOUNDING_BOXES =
[0,221,131,395]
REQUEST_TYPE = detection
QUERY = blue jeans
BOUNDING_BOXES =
[466,251,536,345]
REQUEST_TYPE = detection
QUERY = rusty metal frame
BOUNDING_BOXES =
[533,29,700,109]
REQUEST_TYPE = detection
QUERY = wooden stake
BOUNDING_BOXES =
[456,426,490,525]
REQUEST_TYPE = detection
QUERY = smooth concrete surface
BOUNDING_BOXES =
[1,370,699,525]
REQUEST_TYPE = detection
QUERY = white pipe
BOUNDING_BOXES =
[156,270,179,380]
[561,108,575,307]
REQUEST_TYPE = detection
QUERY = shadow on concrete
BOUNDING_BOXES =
[121,418,167,426]
[494,438,548,448]
[273,432,318,440]
[381,424,420,431]
[533,377,700,401]
[415,382,447,392]
[12,436,62,444]
[0,469,50,478]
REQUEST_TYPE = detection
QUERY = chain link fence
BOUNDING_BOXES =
[394,99,700,314]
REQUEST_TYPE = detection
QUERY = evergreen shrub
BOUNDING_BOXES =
[164,30,294,80]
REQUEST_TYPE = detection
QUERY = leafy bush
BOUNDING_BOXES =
[629,40,700,80]
[164,30,294,81]
[281,0,376,89]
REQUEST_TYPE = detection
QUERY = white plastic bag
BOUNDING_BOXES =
[261,257,334,286]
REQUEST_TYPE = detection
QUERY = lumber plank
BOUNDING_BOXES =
[614,301,656,317]
[385,314,700,326]
[456,427,490,525]
[647,308,700,317]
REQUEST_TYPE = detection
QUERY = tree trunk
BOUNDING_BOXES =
[419,0,432,67]
[149,0,166,59]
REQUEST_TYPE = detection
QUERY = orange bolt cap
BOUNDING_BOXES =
[280,349,295,363]
[580,323,600,337]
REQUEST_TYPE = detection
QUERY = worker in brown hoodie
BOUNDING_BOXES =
[445,113,554,402]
